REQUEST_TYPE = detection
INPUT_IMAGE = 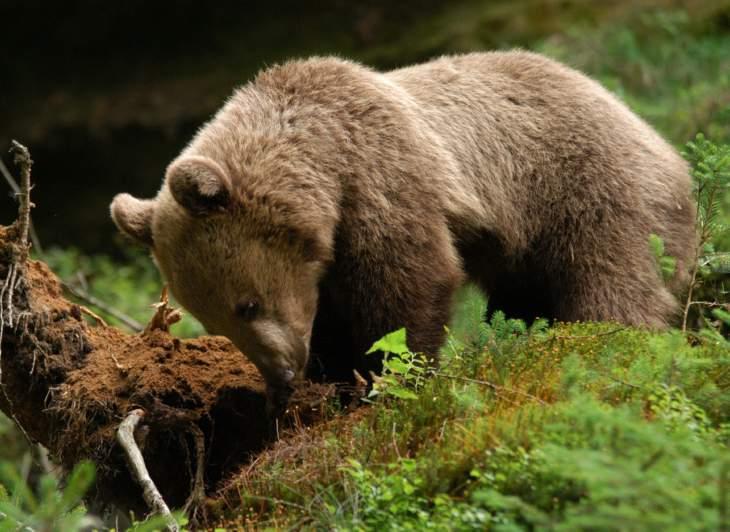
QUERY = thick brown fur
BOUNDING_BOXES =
[111,51,696,390]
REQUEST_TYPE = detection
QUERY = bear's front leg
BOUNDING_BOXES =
[337,224,464,371]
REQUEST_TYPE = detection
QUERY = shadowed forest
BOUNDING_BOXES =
[1,0,730,530]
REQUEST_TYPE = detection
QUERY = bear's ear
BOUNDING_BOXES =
[166,155,232,216]
[110,193,156,247]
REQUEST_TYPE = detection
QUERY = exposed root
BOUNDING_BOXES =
[183,423,207,523]
[117,409,178,532]
[0,264,33,447]
[0,147,35,448]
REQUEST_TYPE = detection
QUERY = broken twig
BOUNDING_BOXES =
[144,286,182,335]
[0,155,42,255]
[117,409,178,531]
[77,304,108,327]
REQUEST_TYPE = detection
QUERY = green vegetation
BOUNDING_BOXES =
[2,1,730,530]
[0,460,99,531]
[537,8,730,145]
[221,304,729,530]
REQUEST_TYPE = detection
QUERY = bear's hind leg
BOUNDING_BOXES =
[553,255,678,328]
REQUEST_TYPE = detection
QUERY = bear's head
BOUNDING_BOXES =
[110,154,332,407]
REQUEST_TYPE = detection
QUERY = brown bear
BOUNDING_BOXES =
[111,51,695,411]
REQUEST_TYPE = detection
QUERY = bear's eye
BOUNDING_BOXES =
[234,299,260,321]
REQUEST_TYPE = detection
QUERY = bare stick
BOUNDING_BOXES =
[117,410,178,532]
[61,281,142,331]
[0,157,42,255]
[9,141,33,261]
[689,301,730,310]
[78,305,108,327]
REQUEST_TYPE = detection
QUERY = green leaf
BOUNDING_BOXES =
[367,328,409,355]
[385,358,411,375]
[386,387,418,400]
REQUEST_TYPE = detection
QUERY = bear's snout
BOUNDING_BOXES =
[243,319,309,385]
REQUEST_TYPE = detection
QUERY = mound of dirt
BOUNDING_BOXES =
[0,225,337,519]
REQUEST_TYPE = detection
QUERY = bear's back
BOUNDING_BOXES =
[181,52,692,260]
[386,51,692,253]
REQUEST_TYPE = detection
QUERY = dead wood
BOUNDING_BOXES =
[117,409,178,531]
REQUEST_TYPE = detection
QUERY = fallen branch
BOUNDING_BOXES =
[61,279,141,332]
[117,409,178,532]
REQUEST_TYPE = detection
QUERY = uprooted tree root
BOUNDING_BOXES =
[0,219,338,524]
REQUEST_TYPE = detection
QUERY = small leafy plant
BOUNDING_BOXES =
[366,328,431,401]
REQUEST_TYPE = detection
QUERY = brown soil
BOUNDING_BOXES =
[0,224,339,520]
